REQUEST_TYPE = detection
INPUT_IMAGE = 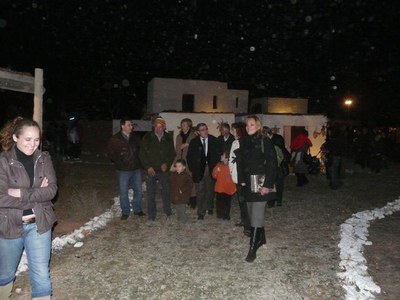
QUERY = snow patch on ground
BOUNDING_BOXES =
[16,197,121,275]
[338,197,400,299]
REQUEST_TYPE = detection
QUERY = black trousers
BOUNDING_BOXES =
[215,192,232,219]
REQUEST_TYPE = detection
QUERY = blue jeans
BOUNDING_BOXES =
[0,224,52,298]
[145,172,172,219]
[117,169,143,215]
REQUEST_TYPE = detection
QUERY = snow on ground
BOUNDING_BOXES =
[16,196,121,275]
[337,198,400,299]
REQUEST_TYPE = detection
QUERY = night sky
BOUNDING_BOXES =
[1,0,399,124]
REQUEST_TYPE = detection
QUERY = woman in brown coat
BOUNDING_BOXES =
[0,117,57,299]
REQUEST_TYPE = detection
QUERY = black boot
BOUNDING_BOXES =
[245,227,263,262]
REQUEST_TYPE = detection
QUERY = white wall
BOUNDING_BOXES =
[148,77,248,114]
[235,114,327,156]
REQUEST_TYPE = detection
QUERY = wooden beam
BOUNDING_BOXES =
[33,68,44,129]
[0,70,34,94]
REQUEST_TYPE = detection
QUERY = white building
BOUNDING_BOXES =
[147,77,248,114]
[250,97,308,114]
[236,114,327,156]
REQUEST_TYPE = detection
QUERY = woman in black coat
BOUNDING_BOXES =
[238,115,278,262]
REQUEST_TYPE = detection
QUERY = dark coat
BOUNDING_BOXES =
[238,134,278,202]
[0,146,57,238]
[169,171,193,204]
[187,135,221,183]
[107,131,142,171]
[217,134,235,154]
[139,131,175,172]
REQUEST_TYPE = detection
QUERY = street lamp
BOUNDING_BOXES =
[344,98,353,121]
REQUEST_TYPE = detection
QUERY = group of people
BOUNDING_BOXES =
[106,115,296,263]
[0,114,305,299]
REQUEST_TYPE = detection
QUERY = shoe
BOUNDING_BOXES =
[245,227,264,262]
[235,222,244,227]
[198,215,204,220]
[120,214,129,220]
[207,210,213,215]
[134,211,146,217]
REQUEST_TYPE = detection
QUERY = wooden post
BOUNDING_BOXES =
[33,68,44,129]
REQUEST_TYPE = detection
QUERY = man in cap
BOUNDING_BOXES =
[139,117,175,220]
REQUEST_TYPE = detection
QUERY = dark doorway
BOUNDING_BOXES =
[182,94,194,112]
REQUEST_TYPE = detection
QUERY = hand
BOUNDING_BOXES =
[160,163,168,173]
[8,188,21,198]
[147,167,156,177]
[259,187,270,196]
[180,143,189,150]
[40,177,49,187]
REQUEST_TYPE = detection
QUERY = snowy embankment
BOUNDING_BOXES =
[16,197,121,275]
[338,197,400,300]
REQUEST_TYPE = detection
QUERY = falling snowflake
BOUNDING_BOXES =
[122,79,130,87]
[330,76,336,80]
[194,34,198,39]
[332,85,337,90]
[305,16,312,23]
[249,46,255,52]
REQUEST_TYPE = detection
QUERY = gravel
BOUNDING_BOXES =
[10,161,400,300]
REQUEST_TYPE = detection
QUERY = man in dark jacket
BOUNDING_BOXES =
[187,123,221,220]
[107,118,144,220]
[325,125,347,189]
[139,117,175,221]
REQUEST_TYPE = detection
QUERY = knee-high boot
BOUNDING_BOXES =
[245,227,264,262]
[0,281,13,299]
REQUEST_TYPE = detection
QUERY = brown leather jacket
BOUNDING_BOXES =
[0,146,57,239]
[107,131,142,171]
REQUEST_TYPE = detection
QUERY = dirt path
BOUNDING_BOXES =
[10,162,400,300]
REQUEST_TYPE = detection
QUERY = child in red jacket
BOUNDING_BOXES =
[212,151,237,220]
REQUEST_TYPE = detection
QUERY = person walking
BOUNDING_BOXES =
[139,117,175,221]
[187,123,221,220]
[212,151,237,220]
[290,129,313,187]
[238,115,278,263]
[174,118,197,209]
[107,118,145,220]
[0,117,58,300]
[169,159,193,223]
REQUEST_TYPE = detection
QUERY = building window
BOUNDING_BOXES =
[213,96,218,109]
[182,94,194,112]
[235,97,239,108]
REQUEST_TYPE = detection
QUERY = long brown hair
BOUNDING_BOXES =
[0,117,41,152]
